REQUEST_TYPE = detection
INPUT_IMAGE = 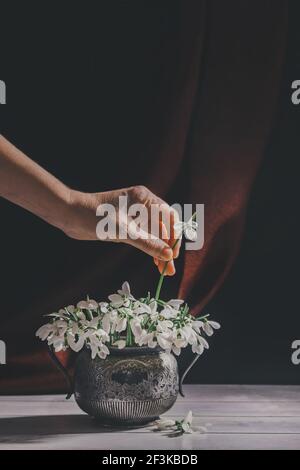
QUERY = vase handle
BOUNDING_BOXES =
[47,345,74,399]
[179,354,200,397]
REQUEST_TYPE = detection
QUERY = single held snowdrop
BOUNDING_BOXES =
[174,217,198,241]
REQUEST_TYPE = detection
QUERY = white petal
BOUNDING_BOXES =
[167,299,184,309]
[86,300,98,310]
[156,419,176,430]
[184,227,197,241]
[77,300,88,309]
[209,321,221,330]
[101,314,111,334]
[149,300,157,313]
[115,317,127,333]
[99,302,108,313]
[121,281,131,296]
[182,423,193,433]
[108,294,124,308]
[148,339,157,348]
[203,322,214,336]
[130,319,143,337]
[183,410,193,425]
[113,340,126,349]
[68,334,85,352]
[135,304,151,314]
[192,343,204,355]
[66,305,75,313]
[174,221,185,237]
[36,324,52,341]
[174,338,187,348]
[157,335,171,350]
[172,346,181,356]
[198,336,209,349]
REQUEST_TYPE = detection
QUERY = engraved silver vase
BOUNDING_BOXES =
[48,345,199,426]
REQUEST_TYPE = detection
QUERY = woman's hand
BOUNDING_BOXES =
[0,136,181,275]
[65,186,181,275]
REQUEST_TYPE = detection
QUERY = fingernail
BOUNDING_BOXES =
[162,247,173,261]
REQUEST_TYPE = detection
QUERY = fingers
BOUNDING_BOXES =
[126,223,173,261]
[124,185,182,270]
[157,221,175,276]
[147,195,182,260]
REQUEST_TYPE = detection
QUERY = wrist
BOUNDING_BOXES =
[62,189,100,240]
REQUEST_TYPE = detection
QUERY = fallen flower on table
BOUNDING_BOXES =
[155,411,207,435]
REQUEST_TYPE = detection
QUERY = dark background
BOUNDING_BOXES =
[0,1,300,385]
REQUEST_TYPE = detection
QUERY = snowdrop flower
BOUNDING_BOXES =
[48,336,66,352]
[115,316,127,333]
[157,319,173,333]
[117,281,132,297]
[174,337,188,349]
[130,317,143,338]
[108,294,125,308]
[180,325,198,344]
[144,332,157,348]
[134,300,157,316]
[58,308,68,318]
[192,320,204,333]
[203,320,221,337]
[166,299,184,309]
[77,299,98,310]
[192,343,204,355]
[101,313,111,334]
[36,323,54,341]
[155,411,204,435]
[46,320,68,352]
[67,332,85,352]
[156,418,176,430]
[99,302,109,313]
[87,330,110,359]
[174,217,198,241]
[160,305,178,319]
[198,335,209,349]
[135,330,157,349]
[157,332,172,351]
[109,281,134,308]
[172,345,181,356]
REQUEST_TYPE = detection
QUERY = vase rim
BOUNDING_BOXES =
[108,345,162,356]
[83,344,164,357]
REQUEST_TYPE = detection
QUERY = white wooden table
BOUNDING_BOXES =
[1,385,300,450]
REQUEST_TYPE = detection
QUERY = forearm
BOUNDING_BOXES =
[0,135,71,231]
[0,135,178,268]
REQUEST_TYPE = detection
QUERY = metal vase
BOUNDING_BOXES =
[47,345,200,426]
[75,347,178,425]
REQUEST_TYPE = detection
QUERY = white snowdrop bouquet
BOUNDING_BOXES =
[36,214,220,359]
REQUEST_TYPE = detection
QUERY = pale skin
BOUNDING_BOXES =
[0,135,180,275]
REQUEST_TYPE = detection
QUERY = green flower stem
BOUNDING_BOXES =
[154,211,197,301]
[126,322,133,347]
[155,238,180,300]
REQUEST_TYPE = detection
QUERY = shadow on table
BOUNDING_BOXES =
[0,414,144,444]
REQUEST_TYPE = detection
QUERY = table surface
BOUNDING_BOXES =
[1,385,300,450]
